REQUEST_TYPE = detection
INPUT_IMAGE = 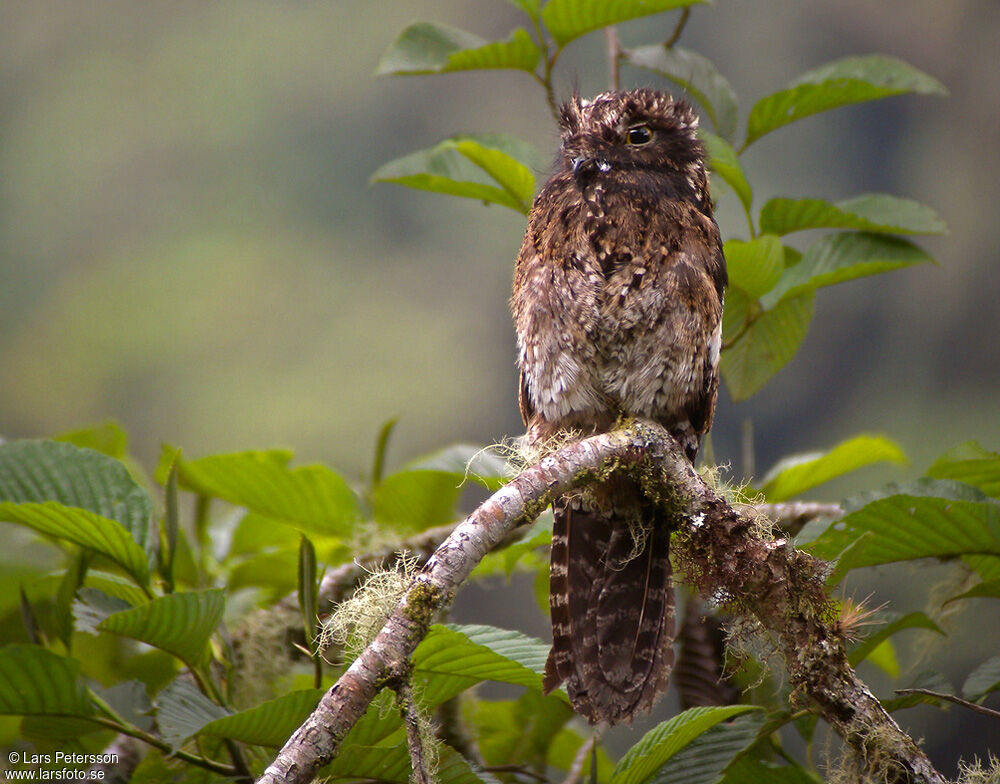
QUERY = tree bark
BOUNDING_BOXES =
[257,421,945,784]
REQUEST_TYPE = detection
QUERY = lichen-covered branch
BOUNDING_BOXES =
[257,422,945,784]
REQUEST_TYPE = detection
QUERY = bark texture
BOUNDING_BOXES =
[257,422,945,784]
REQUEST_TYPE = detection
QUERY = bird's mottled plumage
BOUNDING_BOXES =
[511,88,726,724]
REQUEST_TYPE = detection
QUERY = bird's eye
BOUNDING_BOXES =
[627,125,652,145]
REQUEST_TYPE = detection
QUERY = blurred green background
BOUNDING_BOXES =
[1,1,998,773]
[2,1,997,476]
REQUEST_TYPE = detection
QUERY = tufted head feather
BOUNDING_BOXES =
[557,88,704,180]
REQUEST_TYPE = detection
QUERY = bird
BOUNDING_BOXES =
[510,88,727,725]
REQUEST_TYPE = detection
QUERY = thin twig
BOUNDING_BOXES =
[895,689,1000,720]
[605,27,622,91]
[257,422,947,784]
[398,681,433,784]
[664,7,691,49]
[562,733,597,784]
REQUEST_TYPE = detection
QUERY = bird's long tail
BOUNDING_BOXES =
[542,478,675,724]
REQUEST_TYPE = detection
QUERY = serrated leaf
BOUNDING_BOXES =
[373,470,462,533]
[0,440,154,557]
[175,449,362,539]
[759,194,947,237]
[808,493,1000,572]
[724,235,784,299]
[720,290,814,402]
[99,589,224,667]
[542,0,704,46]
[625,45,739,140]
[0,502,150,585]
[963,656,1000,700]
[376,23,540,75]
[156,678,228,747]
[927,441,1000,499]
[761,232,933,308]
[412,624,553,706]
[372,134,541,214]
[848,611,943,670]
[761,435,907,502]
[0,645,94,718]
[611,705,760,784]
[744,55,946,147]
[199,688,325,747]
[649,713,764,784]
[702,132,752,213]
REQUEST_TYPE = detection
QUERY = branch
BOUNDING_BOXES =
[895,689,1000,721]
[258,422,944,784]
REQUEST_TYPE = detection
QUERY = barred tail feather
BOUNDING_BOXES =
[543,490,675,724]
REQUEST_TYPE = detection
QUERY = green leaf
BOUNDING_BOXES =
[744,55,946,147]
[73,587,133,636]
[467,692,574,772]
[963,656,1000,700]
[848,611,943,670]
[721,756,822,784]
[200,688,325,747]
[761,232,933,308]
[966,555,1000,582]
[880,670,952,713]
[720,290,814,402]
[702,132,752,213]
[0,645,94,718]
[547,726,615,780]
[405,443,514,491]
[724,235,784,299]
[0,502,150,586]
[542,0,704,46]
[54,421,129,460]
[507,0,541,20]
[373,470,462,533]
[947,578,1000,603]
[808,493,1000,572]
[611,705,760,784]
[648,712,764,784]
[371,134,541,214]
[761,435,907,502]
[326,738,498,784]
[0,440,155,557]
[376,23,540,75]
[927,441,1000,499]
[625,46,739,140]
[759,194,947,237]
[98,589,225,667]
[298,535,318,648]
[155,678,228,747]
[175,449,362,539]
[412,624,553,706]
[94,680,154,732]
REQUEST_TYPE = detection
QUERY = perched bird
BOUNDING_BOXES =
[510,88,727,724]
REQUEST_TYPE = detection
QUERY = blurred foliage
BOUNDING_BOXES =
[1,1,1000,782]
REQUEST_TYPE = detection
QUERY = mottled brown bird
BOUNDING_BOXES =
[511,88,727,724]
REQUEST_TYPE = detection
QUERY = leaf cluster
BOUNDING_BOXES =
[1,3,996,784]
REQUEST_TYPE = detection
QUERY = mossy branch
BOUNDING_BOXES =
[257,422,945,784]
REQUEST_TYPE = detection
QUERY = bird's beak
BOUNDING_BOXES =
[572,156,610,179]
